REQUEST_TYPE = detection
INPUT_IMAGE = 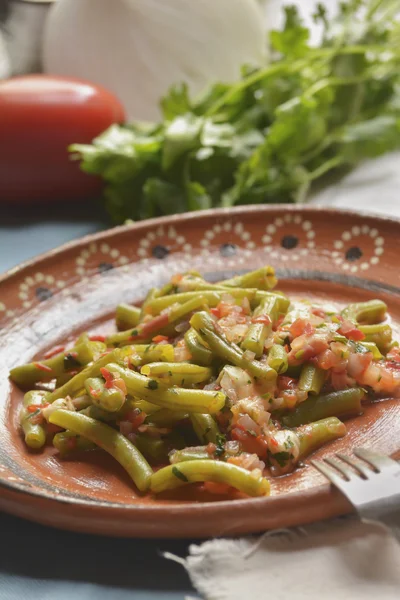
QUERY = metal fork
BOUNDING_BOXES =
[312,448,400,542]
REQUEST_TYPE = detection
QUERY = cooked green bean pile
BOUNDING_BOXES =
[10,267,400,498]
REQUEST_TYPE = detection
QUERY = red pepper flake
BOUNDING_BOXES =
[89,386,101,398]
[152,334,169,343]
[33,362,53,373]
[210,307,221,318]
[27,404,40,413]
[251,314,272,325]
[269,437,279,447]
[100,367,114,389]
[89,335,106,342]
[43,345,65,359]
[99,350,113,358]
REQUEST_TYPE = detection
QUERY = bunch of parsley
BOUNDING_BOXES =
[71,1,400,223]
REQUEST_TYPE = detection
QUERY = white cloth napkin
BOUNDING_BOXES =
[166,518,400,600]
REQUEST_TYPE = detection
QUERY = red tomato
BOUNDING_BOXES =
[0,75,125,202]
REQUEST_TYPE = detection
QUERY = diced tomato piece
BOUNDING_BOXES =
[278,376,297,391]
[387,347,400,363]
[210,307,221,318]
[347,352,372,378]
[125,409,147,429]
[27,404,40,413]
[100,367,114,389]
[315,349,339,370]
[290,318,314,338]
[206,443,217,455]
[231,428,268,458]
[338,319,365,341]
[43,345,65,359]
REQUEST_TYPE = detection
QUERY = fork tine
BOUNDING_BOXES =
[353,447,396,472]
[323,456,354,481]
[336,453,370,479]
[311,459,347,487]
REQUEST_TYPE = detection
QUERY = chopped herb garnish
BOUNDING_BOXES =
[172,466,188,482]
[131,329,139,336]
[272,451,291,467]
[215,433,226,458]
[147,379,159,390]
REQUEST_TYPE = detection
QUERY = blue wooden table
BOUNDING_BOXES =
[0,202,194,600]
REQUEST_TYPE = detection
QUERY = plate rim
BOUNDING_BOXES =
[1,204,399,536]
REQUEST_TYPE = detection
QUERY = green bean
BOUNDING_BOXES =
[172,274,229,293]
[169,448,210,463]
[242,322,270,358]
[281,388,365,427]
[81,405,119,422]
[106,363,226,414]
[129,398,161,415]
[10,340,106,388]
[49,410,153,491]
[116,303,141,330]
[190,311,277,383]
[267,344,289,374]
[190,413,219,444]
[219,266,277,291]
[47,346,138,402]
[354,341,383,360]
[359,324,393,353]
[84,376,126,412]
[139,287,159,321]
[298,363,326,395]
[243,294,290,356]
[150,460,270,497]
[53,430,97,455]
[134,434,171,463]
[129,344,175,366]
[145,290,261,315]
[75,332,90,344]
[107,296,209,347]
[184,328,213,366]
[342,300,387,324]
[19,390,49,449]
[296,417,346,459]
[146,409,188,427]
[141,362,212,386]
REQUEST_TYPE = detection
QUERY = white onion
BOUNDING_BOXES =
[43,0,267,121]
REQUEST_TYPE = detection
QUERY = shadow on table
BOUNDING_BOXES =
[0,512,194,596]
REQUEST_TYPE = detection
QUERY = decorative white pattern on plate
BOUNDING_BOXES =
[332,225,384,273]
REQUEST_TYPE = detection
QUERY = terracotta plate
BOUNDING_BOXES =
[1,206,399,538]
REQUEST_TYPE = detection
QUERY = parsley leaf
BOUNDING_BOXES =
[70,1,400,224]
